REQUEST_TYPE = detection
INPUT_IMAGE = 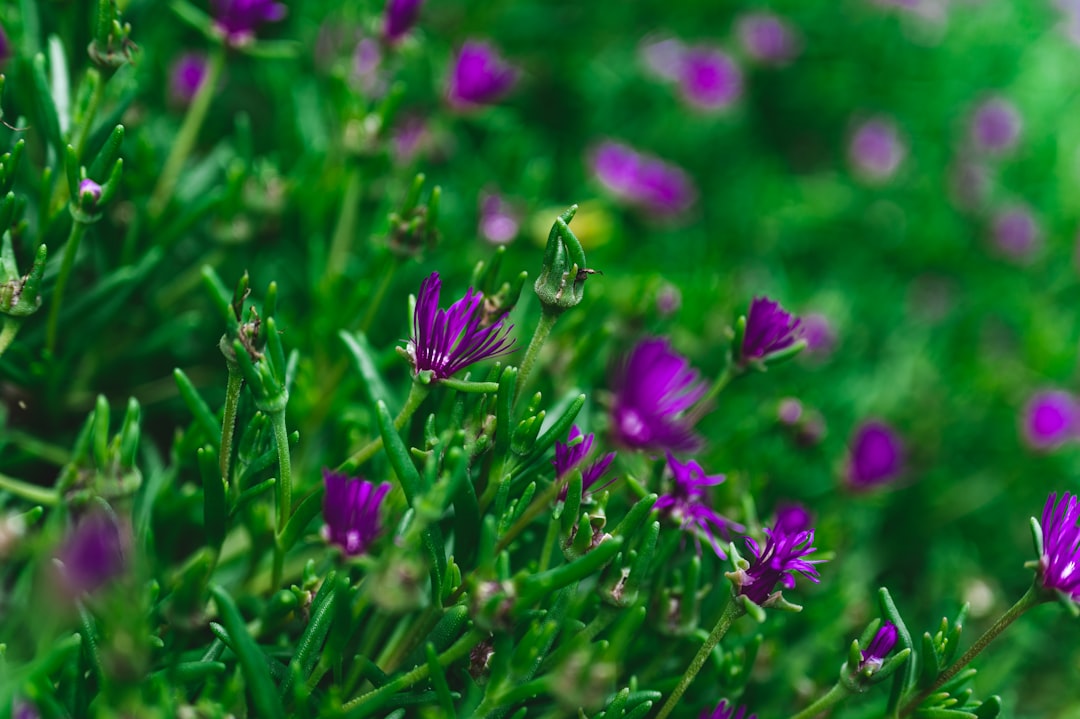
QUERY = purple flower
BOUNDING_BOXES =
[212,0,286,45]
[13,701,39,719]
[170,53,209,105]
[407,272,516,380]
[777,398,803,425]
[384,0,423,42]
[353,37,386,97]
[800,312,836,358]
[849,118,905,182]
[610,338,706,453]
[1039,492,1080,601]
[655,453,742,557]
[78,179,103,205]
[970,97,1021,155]
[677,46,742,112]
[700,699,756,719]
[739,296,802,366]
[552,426,617,500]
[392,115,430,165]
[56,512,127,595]
[774,501,813,534]
[990,206,1042,263]
[321,470,391,556]
[590,141,697,217]
[447,41,518,108]
[846,421,904,488]
[479,192,521,245]
[656,283,682,317]
[1022,390,1079,451]
[639,36,686,81]
[0,23,11,65]
[858,621,899,672]
[737,12,800,65]
[733,524,825,606]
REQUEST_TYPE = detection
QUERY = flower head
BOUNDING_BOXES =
[700,699,756,719]
[846,421,904,488]
[212,0,286,45]
[639,36,686,81]
[553,426,617,500]
[739,296,802,366]
[407,272,516,380]
[322,470,391,556]
[170,53,209,105]
[774,501,813,534]
[56,512,127,595]
[590,141,697,217]
[1022,390,1079,451]
[801,312,836,359]
[737,12,800,65]
[1039,492,1080,602]
[78,179,103,206]
[655,453,742,557]
[447,41,518,108]
[384,0,424,42]
[991,205,1042,263]
[970,97,1021,155]
[733,523,825,606]
[610,338,706,453]
[849,118,905,182]
[859,621,899,672]
[479,192,521,245]
[677,46,742,112]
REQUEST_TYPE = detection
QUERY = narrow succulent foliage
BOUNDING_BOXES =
[610,337,706,452]
[407,271,516,380]
[700,699,757,719]
[56,512,127,595]
[655,453,742,557]
[734,524,825,606]
[858,621,899,672]
[322,470,391,556]
[448,41,518,107]
[212,0,287,43]
[553,425,617,500]
[1039,492,1080,601]
[740,296,802,364]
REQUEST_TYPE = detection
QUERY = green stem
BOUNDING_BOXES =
[654,596,746,719]
[219,364,243,484]
[514,308,559,403]
[789,683,851,719]
[270,409,293,590]
[899,585,1044,717]
[0,318,22,358]
[0,472,59,506]
[148,43,226,220]
[324,165,363,287]
[686,362,735,424]
[338,382,429,473]
[45,219,88,354]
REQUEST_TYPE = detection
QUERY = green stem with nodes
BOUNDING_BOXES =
[338,381,430,473]
[45,219,88,354]
[514,307,559,402]
[0,472,59,506]
[219,364,243,484]
[149,43,226,220]
[655,596,747,719]
[899,585,1045,717]
[270,409,293,590]
[325,165,363,288]
[0,318,21,358]
[789,683,850,719]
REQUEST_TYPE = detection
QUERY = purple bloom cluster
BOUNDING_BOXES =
[700,699,756,719]
[846,421,904,489]
[733,523,825,606]
[1022,390,1080,452]
[57,512,127,595]
[737,12,800,65]
[553,426,617,500]
[739,296,802,366]
[655,454,742,557]
[858,621,899,672]
[322,470,391,556]
[590,141,697,217]
[447,41,518,108]
[383,0,424,42]
[638,36,742,111]
[610,337,705,453]
[407,272,516,380]
[1038,492,1080,601]
[212,0,286,45]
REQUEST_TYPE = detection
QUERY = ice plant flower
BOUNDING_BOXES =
[553,426,617,500]
[739,296,802,366]
[407,272,516,380]
[846,421,904,488]
[700,699,756,719]
[212,0,286,45]
[170,53,209,105]
[447,41,518,108]
[56,512,127,595]
[990,205,1042,263]
[677,46,742,111]
[731,523,825,606]
[589,141,697,217]
[384,0,424,42]
[1038,492,1080,602]
[321,470,391,556]
[610,337,706,452]
[774,501,813,534]
[800,312,836,359]
[78,179,103,205]
[858,621,899,672]
[655,453,742,558]
[737,12,800,65]
[1022,390,1080,451]
[479,192,521,245]
[970,97,1021,155]
[849,118,905,182]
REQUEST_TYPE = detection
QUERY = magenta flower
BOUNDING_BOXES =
[1038,492,1080,602]
[700,699,756,719]
[737,12,800,65]
[732,524,825,606]
[552,426,617,500]
[447,41,518,108]
[478,192,521,245]
[78,179,103,205]
[739,296,802,366]
[774,501,813,534]
[590,141,697,217]
[800,312,836,359]
[321,470,391,556]
[677,46,742,112]
[170,53,209,105]
[655,453,742,558]
[849,118,905,182]
[56,512,127,595]
[858,621,899,672]
[970,97,1021,155]
[384,0,424,42]
[990,205,1042,263]
[1022,390,1079,451]
[407,272,516,380]
[212,0,286,45]
[846,421,904,488]
[610,338,706,453]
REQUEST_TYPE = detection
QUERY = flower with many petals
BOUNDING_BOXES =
[212,0,286,45]
[1038,492,1080,602]
[447,41,518,108]
[322,470,391,556]
[700,699,756,719]
[739,296,802,367]
[553,426,617,500]
[655,453,742,557]
[610,338,706,453]
[407,272,516,380]
[730,523,825,606]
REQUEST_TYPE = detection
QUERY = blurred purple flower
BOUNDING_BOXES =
[392,115,430,165]
[656,283,682,317]
[78,179,103,205]
[737,12,800,65]
[407,272,516,380]
[590,141,697,216]
[990,206,1042,263]
[1039,492,1080,602]
[858,621,899,672]
[0,23,12,65]
[774,501,813,534]
[384,0,423,42]
[846,421,904,488]
[479,192,521,245]
[353,37,385,96]
[970,97,1021,155]
[1022,390,1079,451]
[552,426,617,500]
[849,118,905,182]
[655,453,742,558]
[639,36,686,81]
[170,53,209,105]
[700,699,756,719]
[739,296,802,366]
[677,46,742,111]
[57,512,127,595]
[610,337,706,453]
[13,701,39,719]
[322,470,391,556]
[732,523,825,606]
[800,312,836,358]
[447,41,518,108]
[777,398,803,425]
[212,0,286,45]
